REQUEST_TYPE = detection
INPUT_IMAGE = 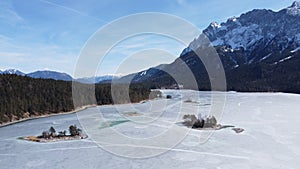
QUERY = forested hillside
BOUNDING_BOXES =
[0,75,151,124]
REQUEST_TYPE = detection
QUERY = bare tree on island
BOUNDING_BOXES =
[41,131,50,139]
[183,114,217,129]
[49,126,56,137]
[69,125,82,136]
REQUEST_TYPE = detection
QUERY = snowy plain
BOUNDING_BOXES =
[0,90,299,169]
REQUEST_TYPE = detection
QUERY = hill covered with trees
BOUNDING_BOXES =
[0,74,152,124]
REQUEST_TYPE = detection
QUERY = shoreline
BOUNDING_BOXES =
[1,91,296,129]
[0,99,150,128]
[0,104,97,128]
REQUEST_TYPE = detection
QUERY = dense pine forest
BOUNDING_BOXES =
[0,75,152,124]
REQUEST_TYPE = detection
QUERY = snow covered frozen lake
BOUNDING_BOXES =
[0,90,300,169]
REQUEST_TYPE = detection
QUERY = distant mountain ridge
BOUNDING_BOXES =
[0,69,117,83]
[1,69,26,76]
[27,70,73,81]
[118,1,300,93]
[76,75,120,84]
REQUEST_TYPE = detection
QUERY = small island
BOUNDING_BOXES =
[19,125,87,143]
[182,114,244,133]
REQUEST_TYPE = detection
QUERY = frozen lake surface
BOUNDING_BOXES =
[0,90,300,169]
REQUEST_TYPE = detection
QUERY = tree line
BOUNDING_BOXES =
[0,75,152,124]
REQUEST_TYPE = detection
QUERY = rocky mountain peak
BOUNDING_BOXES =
[284,1,300,15]
[183,1,300,65]
[210,22,221,28]
[290,1,300,8]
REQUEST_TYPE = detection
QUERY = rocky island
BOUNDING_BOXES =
[19,125,87,143]
[182,114,244,133]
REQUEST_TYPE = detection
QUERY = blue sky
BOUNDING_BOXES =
[0,0,296,76]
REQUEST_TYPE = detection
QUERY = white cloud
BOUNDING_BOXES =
[109,34,185,56]
[176,0,187,6]
[0,1,24,25]
[39,0,106,23]
[0,34,78,74]
[113,49,177,75]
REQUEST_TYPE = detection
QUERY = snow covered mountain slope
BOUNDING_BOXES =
[190,1,300,65]
[1,69,25,76]
[118,2,300,93]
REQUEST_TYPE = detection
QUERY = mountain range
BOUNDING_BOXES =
[1,2,299,93]
[0,69,73,81]
[0,69,118,83]
[118,1,300,93]
[0,69,26,76]
[76,75,120,84]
